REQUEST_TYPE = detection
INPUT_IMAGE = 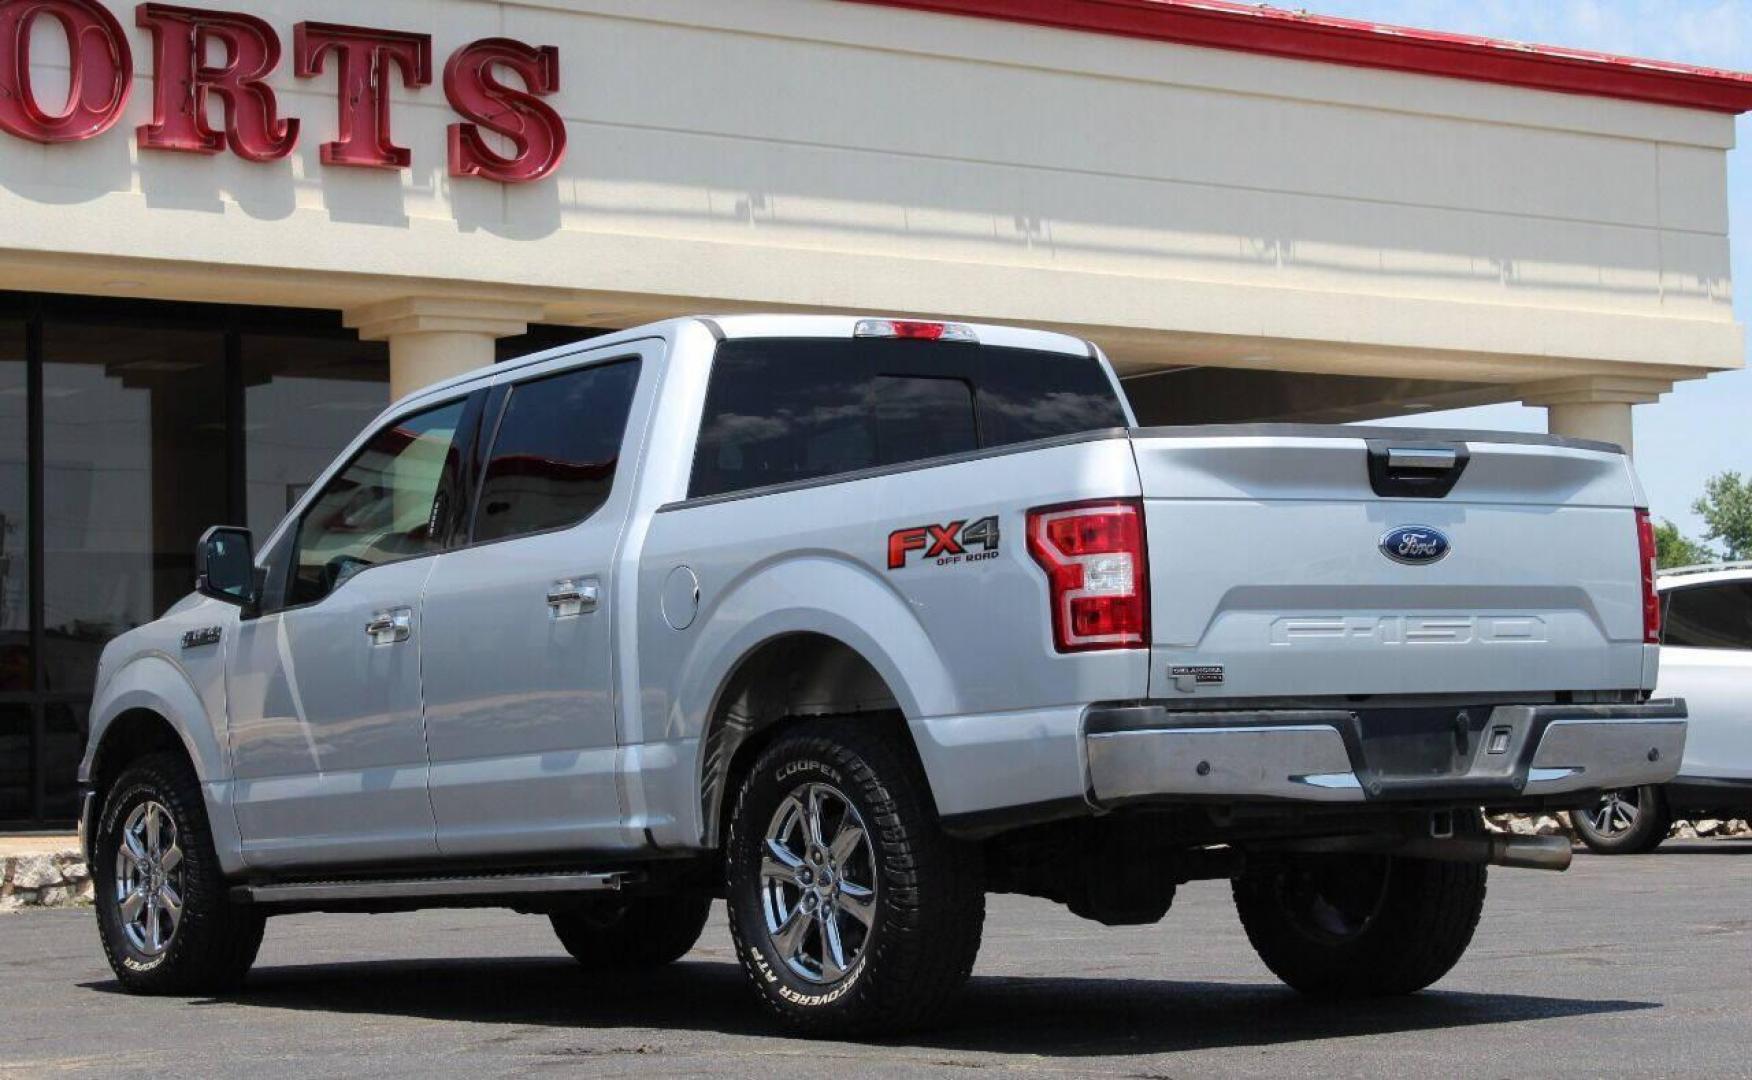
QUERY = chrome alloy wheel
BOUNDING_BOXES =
[759,782,877,985]
[1586,788,1641,838]
[114,801,185,956]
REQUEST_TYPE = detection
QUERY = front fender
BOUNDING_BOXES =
[82,653,226,786]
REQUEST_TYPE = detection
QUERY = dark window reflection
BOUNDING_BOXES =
[243,333,390,541]
[43,321,227,695]
[0,707,27,821]
[41,703,88,821]
[875,375,976,465]
[691,339,1127,499]
[0,319,26,693]
[1662,583,1752,650]
[473,360,641,543]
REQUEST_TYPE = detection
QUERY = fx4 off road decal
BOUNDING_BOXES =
[887,516,1000,569]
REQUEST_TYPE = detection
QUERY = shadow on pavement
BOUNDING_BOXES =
[83,958,1656,1056]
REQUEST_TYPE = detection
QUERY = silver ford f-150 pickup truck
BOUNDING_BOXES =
[80,314,1684,1034]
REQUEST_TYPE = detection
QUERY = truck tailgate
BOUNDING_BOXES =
[1132,426,1649,701]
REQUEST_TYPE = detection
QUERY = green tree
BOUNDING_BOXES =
[1693,471,1752,561]
[1653,518,1714,570]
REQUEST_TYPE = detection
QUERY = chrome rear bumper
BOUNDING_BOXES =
[1085,700,1686,807]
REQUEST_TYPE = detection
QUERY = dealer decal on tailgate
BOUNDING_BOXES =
[888,516,1000,569]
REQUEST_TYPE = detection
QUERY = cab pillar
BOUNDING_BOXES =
[345,296,547,400]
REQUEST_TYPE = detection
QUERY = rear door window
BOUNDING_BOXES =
[472,359,641,544]
[690,338,1124,499]
[1662,582,1752,649]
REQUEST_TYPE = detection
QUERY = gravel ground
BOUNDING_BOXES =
[2,842,1748,1078]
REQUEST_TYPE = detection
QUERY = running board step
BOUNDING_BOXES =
[234,871,628,905]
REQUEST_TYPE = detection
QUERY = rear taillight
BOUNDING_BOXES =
[1636,508,1660,644]
[1027,499,1149,653]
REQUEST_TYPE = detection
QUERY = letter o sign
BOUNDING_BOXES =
[0,0,133,143]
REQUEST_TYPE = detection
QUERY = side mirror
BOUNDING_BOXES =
[196,526,258,610]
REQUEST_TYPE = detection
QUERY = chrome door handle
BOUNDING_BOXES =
[548,578,599,619]
[364,607,413,646]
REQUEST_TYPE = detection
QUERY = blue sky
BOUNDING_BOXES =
[1309,0,1752,539]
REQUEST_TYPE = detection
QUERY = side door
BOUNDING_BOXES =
[226,393,483,869]
[420,351,650,857]
[1658,580,1752,784]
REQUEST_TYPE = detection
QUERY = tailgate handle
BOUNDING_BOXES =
[1387,448,1457,471]
[1367,440,1469,499]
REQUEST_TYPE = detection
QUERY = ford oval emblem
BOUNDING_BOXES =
[1380,525,1450,565]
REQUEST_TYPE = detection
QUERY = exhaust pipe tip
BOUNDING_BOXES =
[1488,834,1573,872]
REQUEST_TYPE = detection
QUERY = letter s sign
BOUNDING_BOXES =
[444,37,566,184]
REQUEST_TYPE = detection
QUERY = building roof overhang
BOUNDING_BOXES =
[846,0,1752,114]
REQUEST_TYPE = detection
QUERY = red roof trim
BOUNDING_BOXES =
[844,0,1752,114]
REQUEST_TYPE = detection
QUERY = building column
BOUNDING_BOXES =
[1519,376,1672,457]
[345,297,548,401]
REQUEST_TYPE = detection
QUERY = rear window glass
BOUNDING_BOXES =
[1662,583,1752,650]
[690,338,1125,498]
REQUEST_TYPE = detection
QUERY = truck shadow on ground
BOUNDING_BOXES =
[85,958,1656,1057]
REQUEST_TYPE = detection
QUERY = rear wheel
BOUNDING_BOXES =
[1233,853,1486,997]
[93,753,265,995]
[724,720,985,1036]
[1572,785,1671,854]
[549,892,713,969]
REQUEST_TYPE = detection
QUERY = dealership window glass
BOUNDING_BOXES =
[41,703,87,821]
[473,360,642,543]
[0,318,26,693]
[0,706,28,822]
[243,332,390,541]
[43,319,227,695]
[690,339,1126,498]
[289,399,468,607]
[1661,583,1752,650]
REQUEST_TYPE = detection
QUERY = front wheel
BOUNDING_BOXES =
[1233,853,1487,997]
[1572,785,1671,854]
[724,720,985,1036]
[93,753,265,995]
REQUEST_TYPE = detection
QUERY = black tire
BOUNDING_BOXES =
[93,752,265,995]
[549,892,713,969]
[724,719,985,1036]
[1233,853,1486,997]
[1572,785,1672,854]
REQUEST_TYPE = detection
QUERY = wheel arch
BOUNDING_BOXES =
[83,655,223,795]
[698,630,927,850]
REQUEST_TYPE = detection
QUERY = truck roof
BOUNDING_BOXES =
[395,314,1098,415]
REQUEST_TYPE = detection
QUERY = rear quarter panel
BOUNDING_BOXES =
[634,435,1149,846]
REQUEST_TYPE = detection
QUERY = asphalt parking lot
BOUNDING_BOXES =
[2,842,1748,1078]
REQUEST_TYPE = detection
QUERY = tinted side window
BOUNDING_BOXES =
[289,399,469,607]
[472,359,641,544]
[1662,583,1752,649]
[690,339,1124,498]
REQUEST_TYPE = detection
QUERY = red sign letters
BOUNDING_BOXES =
[0,0,567,182]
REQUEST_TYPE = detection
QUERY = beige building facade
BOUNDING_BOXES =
[1,0,1750,822]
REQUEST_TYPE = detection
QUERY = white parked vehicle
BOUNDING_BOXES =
[79,315,1684,1034]
[1572,564,1752,853]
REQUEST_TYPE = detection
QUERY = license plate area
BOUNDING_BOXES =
[1352,707,1485,779]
